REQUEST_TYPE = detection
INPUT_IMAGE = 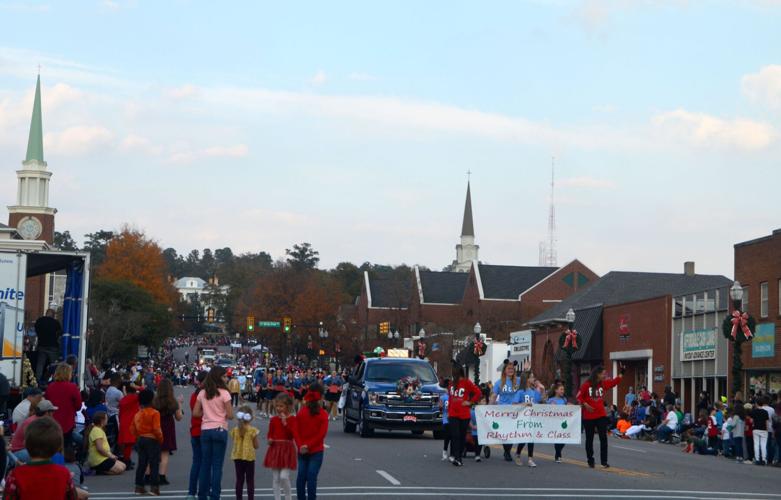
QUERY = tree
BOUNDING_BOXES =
[183,249,201,277]
[331,262,363,299]
[201,248,216,278]
[285,243,320,271]
[97,228,176,307]
[162,248,184,278]
[53,230,78,251]
[83,230,115,267]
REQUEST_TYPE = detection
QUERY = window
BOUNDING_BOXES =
[760,282,768,318]
[742,287,749,313]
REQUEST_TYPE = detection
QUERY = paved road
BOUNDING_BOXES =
[85,351,780,499]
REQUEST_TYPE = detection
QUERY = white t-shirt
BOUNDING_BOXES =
[761,405,776,433]
[665,410,679,430]
[12,399,31,426]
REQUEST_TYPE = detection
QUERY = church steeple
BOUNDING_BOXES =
[25,74,44,163]
[452,179,479,272]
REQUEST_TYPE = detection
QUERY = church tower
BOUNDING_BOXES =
[8,74,56,243]
[452,181,478,272]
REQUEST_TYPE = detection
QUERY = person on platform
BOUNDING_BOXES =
[265,393,298,500]
[193,366,232,500]
[576,364,624,469]
[295,383,328,499]
[490,362,520,462]
[230,405,259,500]
[447,361,481,467]
[34,309,62,383]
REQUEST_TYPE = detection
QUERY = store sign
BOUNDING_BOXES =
[509,330,532,359]
[681,328,717,361]
[752,323,775,359]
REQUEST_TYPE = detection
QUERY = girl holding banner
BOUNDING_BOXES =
[513,372,545,467]
[490,362,521,462]
[577,364,624,469]
[548,383,569,462]
[448,362,481,467]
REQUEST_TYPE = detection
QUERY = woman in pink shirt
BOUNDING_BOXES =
[193,365,232,500]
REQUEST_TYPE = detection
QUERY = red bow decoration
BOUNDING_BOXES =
[417,340,426,358]
[473,338,486,356]
[731,310,753,340]
[304,391,322,402]
[563,329,578,349]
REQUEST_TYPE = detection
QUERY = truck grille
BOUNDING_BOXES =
[379,393,438,407]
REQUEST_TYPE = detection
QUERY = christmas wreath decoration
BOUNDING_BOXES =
[722,310,756,342]
[396,376,422,401]
[472,336,486,357]
[558,329,581,354]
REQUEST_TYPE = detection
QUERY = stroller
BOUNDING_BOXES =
[464,429,491,459]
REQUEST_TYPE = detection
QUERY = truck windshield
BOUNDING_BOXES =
[365,362,437,384]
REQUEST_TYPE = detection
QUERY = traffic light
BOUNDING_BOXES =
[379,321,390,335]
[283,316,292,333]
[247,315,255,332]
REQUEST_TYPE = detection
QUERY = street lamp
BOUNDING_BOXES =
[559,308,580,398]
[723,280,755,398]
[418,328,426,338]
[471,322,486,384]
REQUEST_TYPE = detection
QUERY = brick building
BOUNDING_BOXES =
[734,228,781,395]
[529,265,731,401]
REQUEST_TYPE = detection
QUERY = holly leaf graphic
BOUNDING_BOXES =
[492,421,499,430]
[561,421,568,429]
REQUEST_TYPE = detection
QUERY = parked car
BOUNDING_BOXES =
[343,357,445,438]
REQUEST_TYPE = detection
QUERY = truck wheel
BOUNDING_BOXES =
[358,409,374,438]
[411,430,424,436]
[343,413,356,434]
[433,430,447,440]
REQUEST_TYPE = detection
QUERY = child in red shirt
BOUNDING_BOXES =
[265,393,298,500]
[3,416,80,500]
[577,364,624,468]
[295,384,329,500]
[447,362,481,467]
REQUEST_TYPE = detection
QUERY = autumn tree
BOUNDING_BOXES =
[97,227,176,307]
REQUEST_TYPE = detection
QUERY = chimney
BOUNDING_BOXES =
[684,261,695,276]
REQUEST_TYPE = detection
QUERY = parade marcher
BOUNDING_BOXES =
[447,361,481,467]
[193,366,232,500]
[439,378,451,461]
[324,371,341,421]
[228,375,242,407]
[153,378,184,485]
[490,362,520,462]
[231,405,260,500]
[513,371,544,467]
[295,383,328,500]
[266,393,298,500]
[85,411,127,475]
[187,371,208,500]
[548,383,569,462]
[576,364,624,468]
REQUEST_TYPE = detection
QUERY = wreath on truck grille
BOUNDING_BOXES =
[396,376,422,401]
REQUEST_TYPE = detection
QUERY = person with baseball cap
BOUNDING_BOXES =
[11,398,59,464]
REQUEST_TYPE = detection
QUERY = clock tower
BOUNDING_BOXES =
[7,74,56,319]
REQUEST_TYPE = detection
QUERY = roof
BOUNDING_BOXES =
[734,228,781,248]
[419,270,468,304]
[174,277,207,289]
[367,273,411,309]
[530,271,733,324]
[25,74,44,163]
[478,264,557,300]
[461,181,474,237]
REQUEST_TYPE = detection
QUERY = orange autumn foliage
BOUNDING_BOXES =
[97,228,177,306]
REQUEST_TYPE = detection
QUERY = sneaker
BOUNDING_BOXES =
[528,459,537,468]
[555,457,562,463]
[149,485,160,496]
[601,463,610,469]
[442,450,448,461]
[452,459,463,467]
[503,450,512,462]
[448,456,455,463]
[475,456,482,462]
[588,460,595,469]
[134,486,147,496]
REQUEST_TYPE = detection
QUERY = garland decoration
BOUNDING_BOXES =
[558,329,582,354]
[722,310,756,343]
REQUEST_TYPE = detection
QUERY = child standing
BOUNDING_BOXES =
[118,384,139,468]
[732,405,746,462]
[295,383,329,499]
[548,383,568,462]
[440,380,450,461]
[2,417,80,500]
[230,405,260,500]
[264,393,298,500]
[469,393,486,462]
[131,389,163,496]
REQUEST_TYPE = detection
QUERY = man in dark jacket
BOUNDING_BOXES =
[34,309,62,382]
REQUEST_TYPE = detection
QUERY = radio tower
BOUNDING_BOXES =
[538,157,558,267]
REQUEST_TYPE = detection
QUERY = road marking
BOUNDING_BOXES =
[376,470,401,485]
[487,445,651,478]
[612,444,648,453]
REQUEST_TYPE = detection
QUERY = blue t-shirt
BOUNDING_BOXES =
[442,393,449,425]
[625,393,637,406]
[470,408,478,436]
[513,388,542,404]
[715,410,724,428]
[493,378,519,405]
[548,396,567,405]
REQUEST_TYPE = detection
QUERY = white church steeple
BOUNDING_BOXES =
[453,179,478,272]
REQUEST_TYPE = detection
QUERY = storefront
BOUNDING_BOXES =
[671,287,729,415]
[746,322,780,395]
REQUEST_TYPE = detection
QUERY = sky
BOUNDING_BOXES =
[1,0,780,276]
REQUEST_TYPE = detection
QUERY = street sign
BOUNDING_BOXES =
[258,321,281,328]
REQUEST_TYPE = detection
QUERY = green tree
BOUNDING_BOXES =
[83,230,115,267]
[331,262,363,299]
[201,248,216,277]
[54,230,78,251]
[162,247,184,278]
[285,243,320,271]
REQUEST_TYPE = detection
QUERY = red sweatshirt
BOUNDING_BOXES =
[448,378,481,420]
[294,407,329,455]
[576,376,621,420]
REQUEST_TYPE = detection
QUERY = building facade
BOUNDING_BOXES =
[734,229,781,395]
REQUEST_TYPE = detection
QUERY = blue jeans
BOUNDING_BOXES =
[296,452,324,500]
[656,426,674,442]
[733,436,744,459]
[189,436,202,496]
[199,428,228,500]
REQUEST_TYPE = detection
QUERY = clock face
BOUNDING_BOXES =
[17,216,43,240]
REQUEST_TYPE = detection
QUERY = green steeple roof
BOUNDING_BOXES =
[24,74,44,163]
[461,181,474,237]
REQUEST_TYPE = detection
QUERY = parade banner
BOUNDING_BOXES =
[475,404,581,445]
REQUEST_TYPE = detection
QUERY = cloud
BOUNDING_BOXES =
[348,72,378,81]
[652,109,777,150]
[560,176,617,189]
[120,134,162,155]
[0,47,128,89]
[742,65,781,109]
[167,84,200,99]
[310,70,327,86]
[45,125,113,155]
[166,144,249,164]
